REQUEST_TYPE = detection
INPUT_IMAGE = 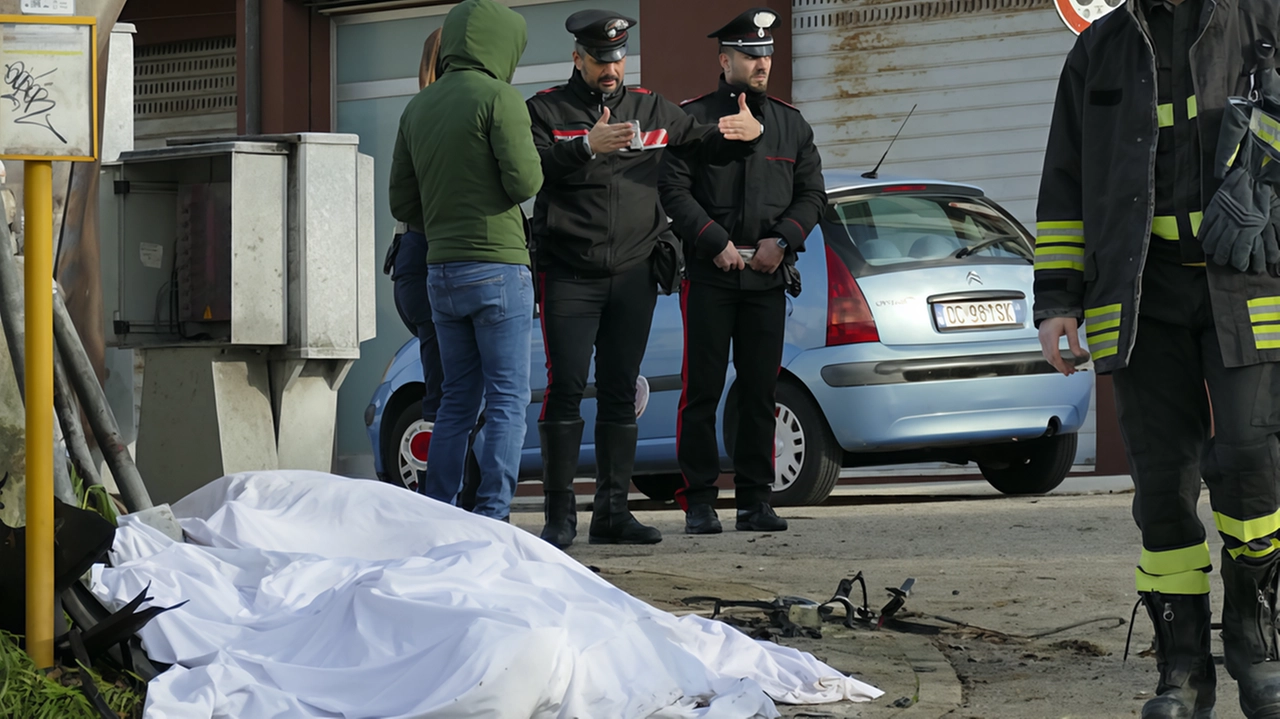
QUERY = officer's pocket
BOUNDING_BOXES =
[764,156,796,209]
[1083,249,1098,283]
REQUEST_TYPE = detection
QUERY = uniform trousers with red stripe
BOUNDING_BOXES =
[539,262,658,424]
[676,280,786,510]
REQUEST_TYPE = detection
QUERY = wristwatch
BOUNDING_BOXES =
[775,237,788,250]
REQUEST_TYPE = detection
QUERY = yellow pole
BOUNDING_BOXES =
[24,160,54,669]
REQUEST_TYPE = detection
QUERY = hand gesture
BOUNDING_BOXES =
[749,238,785,274]
[1037,317,1089,376]
[713,241,746,272]
[587,107,634,155]
[718,94,762,142]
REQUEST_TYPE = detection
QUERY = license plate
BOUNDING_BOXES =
[933,300,1025,330]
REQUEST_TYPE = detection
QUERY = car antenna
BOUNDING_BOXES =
[862,104,917,180]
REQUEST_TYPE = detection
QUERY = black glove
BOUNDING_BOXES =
[1200,166,1272,272]
[1259,189,1280,273]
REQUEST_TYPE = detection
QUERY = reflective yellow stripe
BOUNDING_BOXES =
[1036,220,1084,231]
[1140,543,1210,576]
[1248,296,1280,311]
[1036,260,1086,271]
[1253,313,1280,322]
[1089,317,1121,332]
[1215,509,1280,544]
[1158,103,1174,128]
[1034,243,1084,272]
[1229,540,1280,561]
[1136,567,1211,595]
[1187,96,1198,120]
[1151,212,1204,241]
[1087,330,1120,360]
[1084,303,1122,319]
[1250,109,1280,156]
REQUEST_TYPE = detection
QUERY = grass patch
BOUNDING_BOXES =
[0,630,145,718]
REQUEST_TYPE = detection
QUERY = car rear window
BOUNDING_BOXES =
[827,194,1032,267]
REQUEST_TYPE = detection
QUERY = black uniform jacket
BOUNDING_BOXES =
[1035,0,1280,372]
[527,70,753,278]
[659,77,826,292]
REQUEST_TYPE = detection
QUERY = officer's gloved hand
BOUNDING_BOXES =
[1200,166,1272,272]
[1257,189,1280,273]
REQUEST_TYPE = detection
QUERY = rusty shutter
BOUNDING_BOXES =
[133,37,238,149]
[791,0,1075,226]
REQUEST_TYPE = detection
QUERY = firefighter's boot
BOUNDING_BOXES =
[588,422,661,545]
[538,419,584,549]
[1222,550,1280,718]
[1137,592,1216,719]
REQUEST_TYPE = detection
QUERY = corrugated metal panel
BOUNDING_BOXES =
[134,37,238,149]
[792,0,1076,226]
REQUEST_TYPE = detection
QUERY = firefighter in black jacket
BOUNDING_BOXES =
[658,9,826,536]
[527,10,762,549]
[1036,1,1280,716]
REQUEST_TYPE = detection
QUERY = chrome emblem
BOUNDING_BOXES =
[966,271,983,286]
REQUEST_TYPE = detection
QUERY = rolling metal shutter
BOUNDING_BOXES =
[791,0,1075,226]
[133,37,238,150]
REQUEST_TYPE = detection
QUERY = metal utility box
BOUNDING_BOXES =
[100,134,376,505]
[101,141,288,348]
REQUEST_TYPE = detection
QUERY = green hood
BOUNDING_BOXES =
[439,0,527,83]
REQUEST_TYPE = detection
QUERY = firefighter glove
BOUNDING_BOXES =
[1200,165,1272,273]
[1260,189,1280,273]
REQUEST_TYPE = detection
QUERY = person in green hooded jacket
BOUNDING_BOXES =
[389,0,543,521]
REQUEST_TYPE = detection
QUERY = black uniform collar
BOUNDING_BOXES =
[716,75,767,113]
[568,68,626,108]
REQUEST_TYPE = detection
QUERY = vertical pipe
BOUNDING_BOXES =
[24,160,54,669]
[245,0,262,135]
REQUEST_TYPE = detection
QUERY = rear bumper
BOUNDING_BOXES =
[789,346,1094,451]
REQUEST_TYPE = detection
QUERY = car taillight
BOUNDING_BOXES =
[880,184,928,193]
[826,244,879,346]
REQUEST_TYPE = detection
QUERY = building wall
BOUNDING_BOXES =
[639,0,792,104]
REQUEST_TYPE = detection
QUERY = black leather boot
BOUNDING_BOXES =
[588,423,661,545]
[684,504,722,534]
[538,419,584,549]
[1135,592,1216,719]
[1222,550,1280,718]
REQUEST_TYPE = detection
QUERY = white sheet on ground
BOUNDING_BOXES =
[90,470,883,719]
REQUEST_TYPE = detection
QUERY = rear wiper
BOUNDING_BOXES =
[954,235,1023,259]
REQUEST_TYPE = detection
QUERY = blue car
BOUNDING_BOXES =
[365,171,1094,506]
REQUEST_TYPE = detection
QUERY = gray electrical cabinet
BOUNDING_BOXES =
[99,134,376,505]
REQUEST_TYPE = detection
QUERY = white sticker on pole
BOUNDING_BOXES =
[20,0,75,17]
[0,16,98,162]
[1055,0,1124,34]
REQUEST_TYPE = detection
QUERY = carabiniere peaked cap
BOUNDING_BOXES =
[566,9,637,63]
[708,7,779,57]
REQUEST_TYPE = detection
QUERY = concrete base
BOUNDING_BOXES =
[135,347,355,506]
[136,347,279,506]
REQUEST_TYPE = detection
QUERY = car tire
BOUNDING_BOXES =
[385,399,426,493]
[725,380,842,507]
[633,474,684,503]
[977,433,1078,495]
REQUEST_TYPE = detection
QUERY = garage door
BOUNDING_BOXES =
[329,0,641,474]
[791,0,1097,469]
[791,0,1075,226]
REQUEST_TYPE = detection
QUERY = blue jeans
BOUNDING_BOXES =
[422,261,533,519]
